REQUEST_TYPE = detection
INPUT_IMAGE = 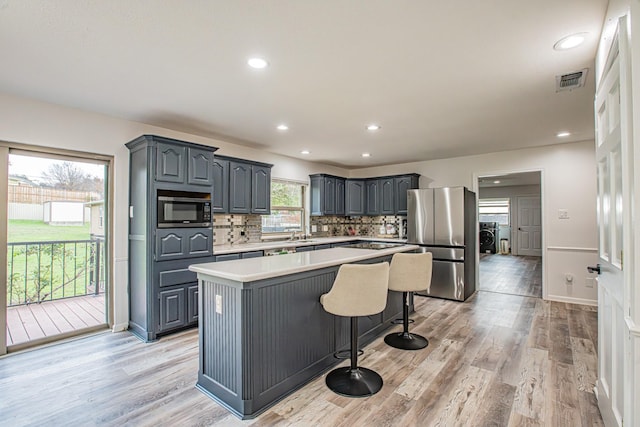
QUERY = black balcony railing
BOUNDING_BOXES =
[7,237,105,307]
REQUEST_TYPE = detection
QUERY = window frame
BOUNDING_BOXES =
[478,198,510,226]
[261,179,307,236]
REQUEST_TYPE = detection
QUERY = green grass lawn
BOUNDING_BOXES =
[6,220,101,305]
[8,220,91,242]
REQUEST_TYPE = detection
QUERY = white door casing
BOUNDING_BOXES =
[516,196,542,257]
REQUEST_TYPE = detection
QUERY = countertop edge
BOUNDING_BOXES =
[190,245,418,282]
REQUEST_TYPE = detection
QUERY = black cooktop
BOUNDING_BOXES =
[343,242,403,250]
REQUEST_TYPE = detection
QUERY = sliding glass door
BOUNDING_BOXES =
[2,147,111,352]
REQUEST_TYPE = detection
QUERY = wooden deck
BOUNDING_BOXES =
[6,294,106,347]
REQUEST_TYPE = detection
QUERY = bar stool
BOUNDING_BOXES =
[320,262,390,397]
[384,252,433,350]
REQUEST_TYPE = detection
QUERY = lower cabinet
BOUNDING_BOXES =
[187,285,199,324]
[158,283,199,333]
[159,287,186,332]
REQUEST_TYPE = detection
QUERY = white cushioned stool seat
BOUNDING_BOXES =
[384,252,433,350]
[320,261,389,397]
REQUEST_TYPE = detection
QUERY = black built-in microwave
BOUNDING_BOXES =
[157,190,211,228]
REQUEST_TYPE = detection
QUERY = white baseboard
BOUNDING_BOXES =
[545,294,597,307]
[596,381,621,427]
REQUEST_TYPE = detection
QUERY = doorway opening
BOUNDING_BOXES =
[477,171,542,298]
[4,151,110,351]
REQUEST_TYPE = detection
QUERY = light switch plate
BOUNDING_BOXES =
[322,225,329,232]
[215,294,222,314]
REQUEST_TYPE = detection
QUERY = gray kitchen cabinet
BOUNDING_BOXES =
[159,287,186,332]
[394,174,420,215]
[335,178,345,215]
[366,179,380,215]
[242,250,264,259]
[311,173,419,216]
[215,253,241,262]
[380,177,395,215]
[310,174,341,215]
[217,156,273,215]
[229,161,252,214]
[126,135,217,342]
[187,285,199,324]
[251,165,271,214]
[212,158,229,213]
[345,179,365,215]
[155,139,214,187]
[155,228,213,261]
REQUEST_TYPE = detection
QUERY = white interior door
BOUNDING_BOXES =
[593,18,631,427]
[516,196,541,256]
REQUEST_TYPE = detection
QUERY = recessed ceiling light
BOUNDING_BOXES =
[366,124,381,131]
[277,124,289,131]
[493,180,501,184]
[300,150,310,155]
[248,57,268,69]
[554,33,587,50]
[362,153,371,158]
[557,131,571,137]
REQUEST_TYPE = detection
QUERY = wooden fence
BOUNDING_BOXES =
[8,185,100,204]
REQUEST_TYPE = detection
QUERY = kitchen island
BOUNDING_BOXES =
[189,245,418,419]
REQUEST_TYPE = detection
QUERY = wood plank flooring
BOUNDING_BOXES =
[0,290,601,426]
[6,294,106,346]
[480,253,542,298]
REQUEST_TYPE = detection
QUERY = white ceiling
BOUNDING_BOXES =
[0,1,607,168]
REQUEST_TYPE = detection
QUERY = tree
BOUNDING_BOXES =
[41,162,102,193]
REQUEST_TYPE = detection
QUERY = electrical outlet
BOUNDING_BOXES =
[558,209,569,219]
[322,225,329,232]
[215,294,222,314]
[311,225,317,232]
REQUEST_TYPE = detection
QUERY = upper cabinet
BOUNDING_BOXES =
[212,158,229,213]
[251,164,271,214]
[155,140,214,187]
[380,177,395,215]
[345,179,365,215]
[365,179,380,215]
[311,173,419,216]
[394,174,420,215]
[218,156,272,215]
[310,174,341,216]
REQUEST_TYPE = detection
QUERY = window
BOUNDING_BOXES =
[261,180,305,234]
[479,198,510,225]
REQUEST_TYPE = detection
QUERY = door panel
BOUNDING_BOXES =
[516,196,541,256]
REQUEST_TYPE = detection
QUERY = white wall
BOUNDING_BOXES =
[0,92,349,330]
[351,141,599,305]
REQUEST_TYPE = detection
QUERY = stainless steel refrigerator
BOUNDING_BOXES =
[407,187,477,301]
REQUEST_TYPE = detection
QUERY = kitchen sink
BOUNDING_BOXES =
[296,239,316,243]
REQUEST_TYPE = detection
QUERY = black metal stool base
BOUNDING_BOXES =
[325,366,383,397]
[384,331,429,350]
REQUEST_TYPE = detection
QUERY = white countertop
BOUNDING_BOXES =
[213,236,407,255]
[190,245,418,282]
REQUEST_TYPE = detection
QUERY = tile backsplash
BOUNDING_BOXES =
[214,214,405,246]
[309,215,404,238]
[213,214,262,245]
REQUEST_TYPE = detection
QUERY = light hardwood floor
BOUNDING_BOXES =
[480,254,542,298]
[0,288,601,427]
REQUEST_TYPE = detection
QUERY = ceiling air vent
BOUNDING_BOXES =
[556,68,588,92]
